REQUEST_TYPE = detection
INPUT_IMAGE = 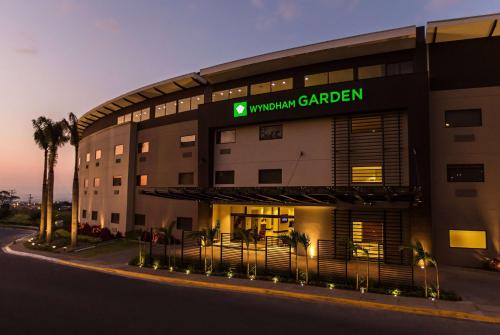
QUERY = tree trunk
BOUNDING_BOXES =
[305,247,309,284]
[435,265,440,300]
[70,145,79,247]
[295,247,299,282]
[211,243,214,272]
[46,151,55,243]
[39,150,48,241]
[366,258,370,292]
[424,264,428,298]
[254,241,258,277]
[247,247,250,277]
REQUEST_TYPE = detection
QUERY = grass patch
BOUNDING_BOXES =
[76,239,137,258]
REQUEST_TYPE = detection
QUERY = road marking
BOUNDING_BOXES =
[3,243,500,324]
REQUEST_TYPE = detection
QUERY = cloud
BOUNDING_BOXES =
[95,18,120,33]
[250,0,265,9]
[14,47,38,55]
[59,0,80,14]
[13,32,38,55]
[253,0,301,30]
[425,0,463,11]
[277,0,300,21]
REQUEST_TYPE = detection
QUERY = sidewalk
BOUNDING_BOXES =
[5,233,500,324]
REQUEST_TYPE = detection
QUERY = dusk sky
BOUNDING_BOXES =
[1,0,499,201]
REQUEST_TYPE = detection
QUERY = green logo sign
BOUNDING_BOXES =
[232,87,363,118]
[233,101,247,118]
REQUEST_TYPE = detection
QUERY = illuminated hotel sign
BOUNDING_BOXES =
[234,87,363,118]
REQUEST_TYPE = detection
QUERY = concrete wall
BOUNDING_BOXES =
[430,86,500,267]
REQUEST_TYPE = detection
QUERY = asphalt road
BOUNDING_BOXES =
[0,228,498,335]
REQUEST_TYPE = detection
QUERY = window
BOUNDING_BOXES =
[386,61,414,76]
[447,164,484,182]
[179,172,194,185]
[352,166,383,183]
[449,230,486,249]
[352,221,383,258]
[304,72,328,87]
[133,108,150,122]
[111,213,120,224]
[117,115,125,124]
[358,64,385,79]
[259,169,282,184]
[115,144,124,156]
[178,97,191,113]
[93,178,101,187]
[83,179,89,188]
[445,109,482,128]
[155,104,166,118]
[180,135,196,147]
[259,125,283,140]
[215,171,235,184]
[229,86,248,99]
[305,69,354,87]
[216,129,236,144]
[91,211,98,221]
[124,113,132,123]
[135,214,146,226]
[82,210,87,219]
[138,142,150,153]
[251,78,293,95]
[85,153,90,162]
[137,175,148,186]
[165,101,176,115]
[190,95,204,110]
[95,149,102,160]
[250,82,270,95]
[212,90,229,102]
[176,217,193,231]
[112,176,122,187]
[351,116,382,134]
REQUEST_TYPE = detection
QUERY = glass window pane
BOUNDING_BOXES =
[165,101,176,115]
[155,104,166,118]
[133,111,142,122]
[259,125,283,140]
[180,135,196,147]
[117,116,125,124]
[215,171,235,184]
[178,98,191,112]
[94,178,100,187]
[251,82,270,95]
[358,64,385,79]
[447,164,484,182]
[329,68,354,83]
[229,86,248,99]
[271,78,293,92]
[212,90,229,102]
[141,108,150,121]
[258,169,282,184]
[115,144,124,156]
[95,150,102,160]
[124,113,131,122]
[351,166,383,183]
[86,153,90,162]
[449,230,486,249]
[351,116,382,134]
[178,172,194,185]
[304,73,328,87]
[445,109,482,127]
[217,129,236,144]
[190,95,204,110]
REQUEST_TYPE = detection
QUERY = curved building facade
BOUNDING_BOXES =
[78,14,500,267]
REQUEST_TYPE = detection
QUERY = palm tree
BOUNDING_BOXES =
[62,113,79,247]
[190,223,219,273]
[32,117,49,241]
[401,240,436,298]
[160,221,176,268]
[347,240,368,290]
[280,230,301,281]
[298,233,311,284]
[44,120,69,243]
[236,228,252,277]
[206,224,220,272]
[427,256,440,300]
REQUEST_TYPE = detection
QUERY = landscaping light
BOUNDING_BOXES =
[300,281,305,287]
[169,266,174,272]
[360,287,366,294]
[185,269,191,275]
[327,283,335,290]
[272,276,279,284]
[52,246,56,249]
[31,243,35,246]
[249,275,255,281]
[391,289,401,297]
[227,271,233,279]
[206,270,212,277]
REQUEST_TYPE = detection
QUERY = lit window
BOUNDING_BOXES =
[329,68,354,83]
[229,86,248,99]
[85,153,90,162]
[133,111,142,122]
[250,82,270,95]
[94,178,101,187]
[212,90,229,102]
[138,141,150,153]
[352,221,383,259]
[141,108,150,121]
[83,179,89,188]
[304,72,328,87]
[165,101,177,115]
[115,144,124,156]
[352,166,383,183]
[137,175,148,186]
[190,95,204,110]
[351,116,382,134]
[95,149,102,160]
[216,129,236,144]
[271,78,293,92]
[117,116,125,124]
[358,64,385,79]
[449,230,486,249]
[180,135,196,147]
[123,113,132,123]
[178,97,191,113]
[445,109,482,128]
[155,104,166,118]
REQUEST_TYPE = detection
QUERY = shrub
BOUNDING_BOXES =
[91,225,102,237]
[115,231,123,239]
[77,235,101,244]
[100,227,113,241]
[79,223,92,235]
[55,228,70,239]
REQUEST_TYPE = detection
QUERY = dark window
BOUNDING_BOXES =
[216,129,236,144]
[445,109,482,128]
[220,148,231,155]
[176,217,193,231]
[111,213,120,224]
[447,164,484,182]
[115,158,121,164]
[112,176,122,186]
[135,214,146,226]
[215,170,235,184]
[259,169,282,184]
[139,156,147,162]
[91,211,98,221]
[82,210,87,219]
[259,125,283,140]
[182,152,192,158]
[386,61,414,76]
[178,172,194,185]
[113,190,119,195]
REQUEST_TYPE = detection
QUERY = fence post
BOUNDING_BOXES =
[240,238,244,271]
[378,243,381,286]
[344,241,348,284]
[288,242,292,277]
[264,236,268,274]
[316,240,320,280]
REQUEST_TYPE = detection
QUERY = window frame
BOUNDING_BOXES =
[444,109,482,128]
[215,170,235,185]
[258,169,282,184]
[259,125,283,141]
[447,164,484,182]
[216,129,236,144]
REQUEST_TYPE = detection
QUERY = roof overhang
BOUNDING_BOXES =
[141,186,421,207]
[200,26,417,84]
[77,72,207,136]
[427,13,499,44]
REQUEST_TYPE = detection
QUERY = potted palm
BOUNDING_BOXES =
[298,233,311,284]
[279,231,301,282]
[401,240,438,298]
[236,228,252,277]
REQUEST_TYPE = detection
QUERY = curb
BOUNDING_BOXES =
[3,244,500,324]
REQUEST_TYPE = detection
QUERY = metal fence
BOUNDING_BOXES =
[264,236,291,276]
[219,233,243,271]
[180,230,201,267]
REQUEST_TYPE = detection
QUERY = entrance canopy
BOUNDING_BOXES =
[141,186,420,206]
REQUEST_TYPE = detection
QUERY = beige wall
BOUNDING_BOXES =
[294,206,333,257]
[214,118,332,186]
[430,86,500,266]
